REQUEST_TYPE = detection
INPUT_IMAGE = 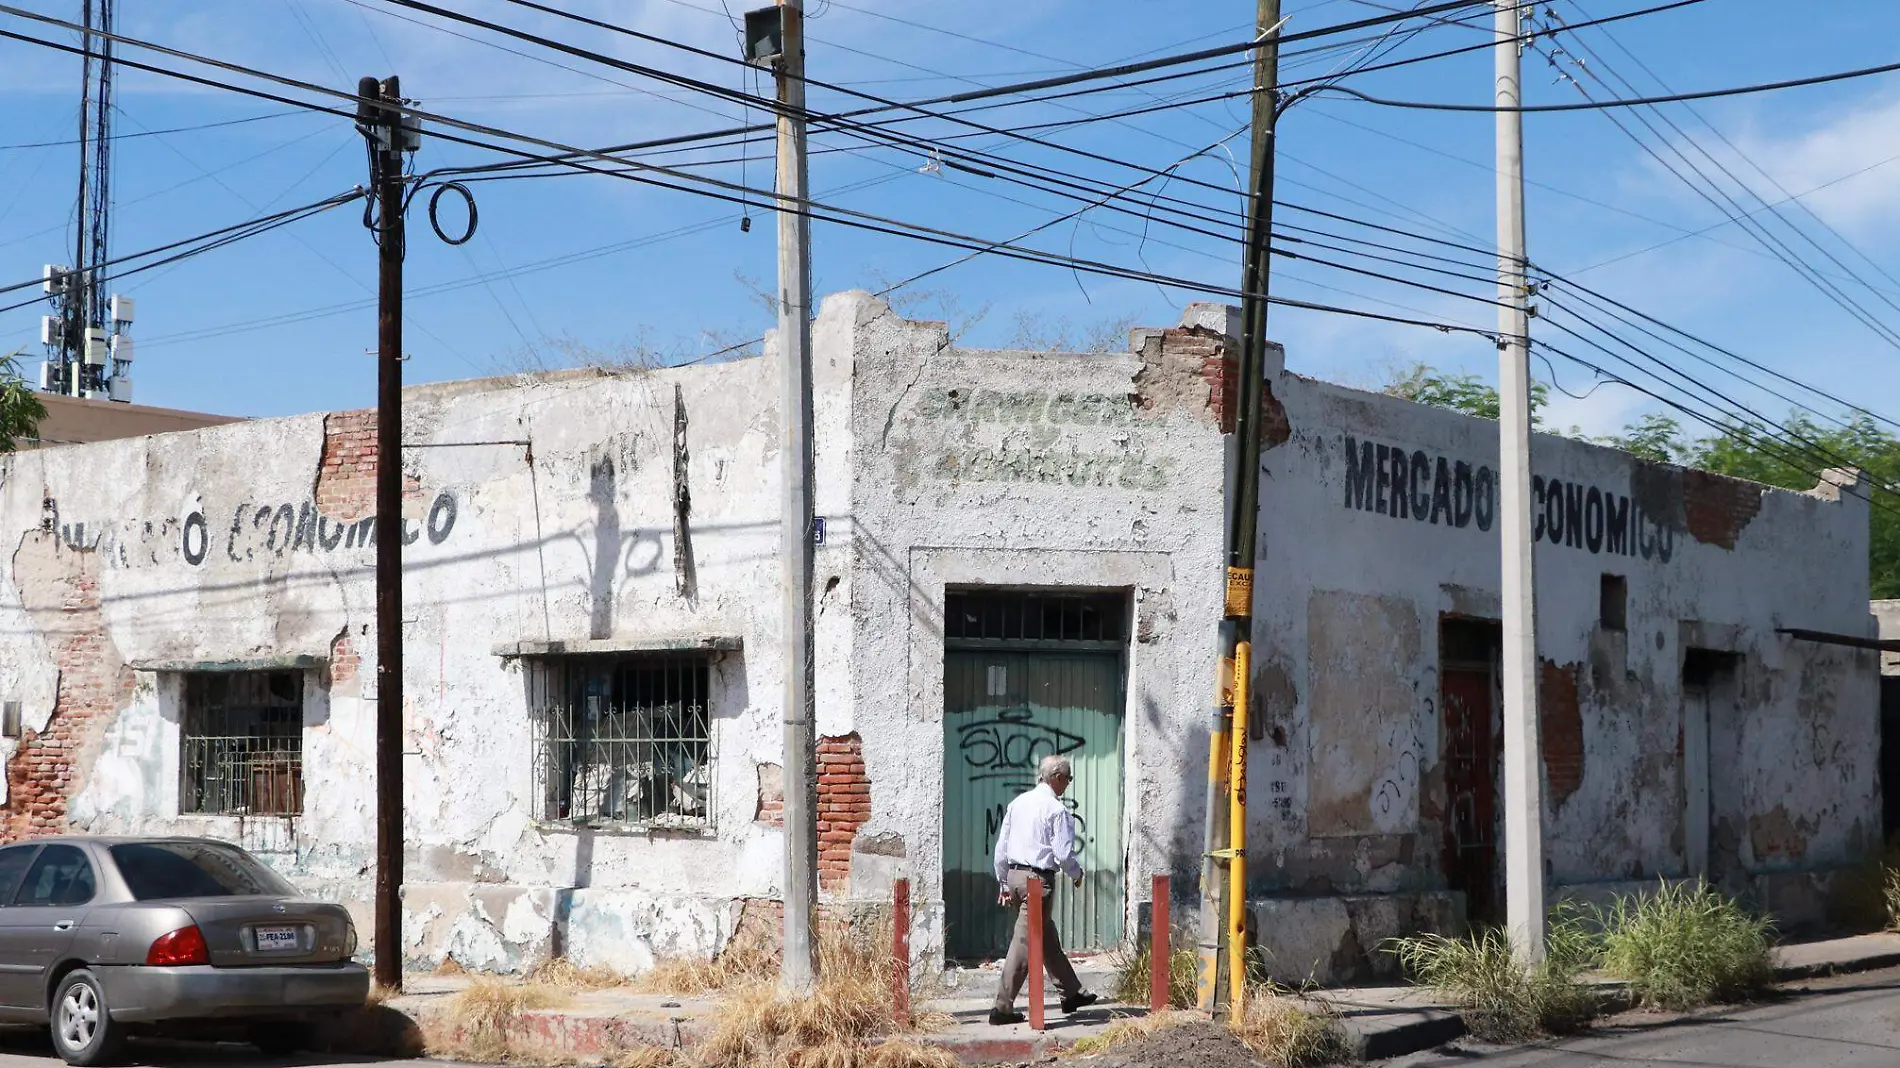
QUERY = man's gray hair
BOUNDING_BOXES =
[1038,754,1073,783]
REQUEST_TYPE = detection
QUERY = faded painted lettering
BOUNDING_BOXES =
[1340,436,1673,562]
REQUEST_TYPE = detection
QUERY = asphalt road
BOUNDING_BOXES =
[0,1029,448,1068]
[1381,965,1900,1067]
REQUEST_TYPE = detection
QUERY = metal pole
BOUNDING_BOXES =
[1494,1,1545,963]
[1150,874,1171,1013]
[891,878,911,1026]
[773,0,819,994]
[1027,875,1046,1032]
[371,73,407,992]
[1198,0,1280,1014]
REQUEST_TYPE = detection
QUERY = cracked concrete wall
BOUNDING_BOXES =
[838,293,1229,962]
[1250,370,1879,925]
[0,347,827,974]
[0,290,1873,978]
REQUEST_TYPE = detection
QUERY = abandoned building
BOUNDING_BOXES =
[0,292,1881,983]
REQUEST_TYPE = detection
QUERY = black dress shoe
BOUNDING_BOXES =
[989,1010,1026,1026]
[1061,992,1100,1013]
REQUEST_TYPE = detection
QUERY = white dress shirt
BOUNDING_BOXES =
[992,782,1082,888]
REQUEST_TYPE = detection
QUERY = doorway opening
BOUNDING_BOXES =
[940,588,1128,962]
[1439,617,1502,927]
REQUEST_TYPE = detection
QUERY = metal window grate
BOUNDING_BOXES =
[181,671,304,816]
[528,655,712,829]
[944,590,1125,644]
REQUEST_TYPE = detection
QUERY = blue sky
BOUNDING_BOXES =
[1,0,1897,443]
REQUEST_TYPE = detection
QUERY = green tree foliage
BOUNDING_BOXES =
[1386,364,1900,598]
[1384,363,1549,425]
[0,352,47,453]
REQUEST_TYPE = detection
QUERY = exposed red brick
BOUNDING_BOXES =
[329,631,360,688]
[314,409,424,522]
[1539,659,1584,809]
[1682,469,1764,550]
[1201,355,1237,433]
[1259,379,1291,450]
[815,733,869,893]
[755,762,785,826]
[4,533,133,840]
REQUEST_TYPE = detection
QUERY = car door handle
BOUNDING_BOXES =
[52,921,73,931]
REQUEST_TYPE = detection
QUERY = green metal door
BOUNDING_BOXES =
[943,648,1125,960]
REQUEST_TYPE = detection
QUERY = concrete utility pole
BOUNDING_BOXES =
[1197,0,1281,1014]
[771,0,820,993]
[360,73,409,991]
[1493,1,1546,963]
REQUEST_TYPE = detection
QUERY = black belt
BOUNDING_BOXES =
[1008,862,1056,877]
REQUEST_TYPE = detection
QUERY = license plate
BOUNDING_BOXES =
[255,926,300,952]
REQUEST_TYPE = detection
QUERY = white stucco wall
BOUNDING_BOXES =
[1249,367,1880,911]
[0,292,1878,979]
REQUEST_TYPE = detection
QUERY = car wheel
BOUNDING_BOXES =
[50,969,125,1067]
[248,1022,314,1057]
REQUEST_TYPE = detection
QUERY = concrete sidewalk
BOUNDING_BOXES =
[370,932,1900,1065]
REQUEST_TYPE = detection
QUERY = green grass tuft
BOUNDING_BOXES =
[1593,879,1773,1011]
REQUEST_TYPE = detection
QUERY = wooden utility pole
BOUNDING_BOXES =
[360,73,408,992]
[1493,0,1546,963]
[1197,0,1281,1014]
[771,0,819,993]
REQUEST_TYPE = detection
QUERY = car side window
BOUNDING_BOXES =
[15,845,95,907]
[0,846,38,905]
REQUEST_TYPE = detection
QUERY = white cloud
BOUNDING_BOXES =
[1718,91,1900,235]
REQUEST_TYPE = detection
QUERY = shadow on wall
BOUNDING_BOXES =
[589,456,619,641]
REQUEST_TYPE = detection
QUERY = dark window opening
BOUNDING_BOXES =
[1682,647,1740,689]
[1600,574,1628,632]
[944,590,1125,643]
[528,654,712,828]
[1,701,18,739]
[180,671,305,816]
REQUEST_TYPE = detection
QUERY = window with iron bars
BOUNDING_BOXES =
[180,671,305,816]
[527,654,713,829]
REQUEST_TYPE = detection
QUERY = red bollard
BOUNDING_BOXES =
[892,878,911,1026]
[1027,875,1046,1031]
[1150,875,1171,1013]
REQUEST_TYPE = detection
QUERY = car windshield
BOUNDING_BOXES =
[109,841,298,900]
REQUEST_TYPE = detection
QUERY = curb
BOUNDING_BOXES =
[1340,951,1900,1063]
[1772,951,1900,983]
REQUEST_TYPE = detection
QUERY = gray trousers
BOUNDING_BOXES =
[992,868,1083,1012]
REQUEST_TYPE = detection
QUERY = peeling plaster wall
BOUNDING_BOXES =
[0,293,1873,978]
[838,293,1229,959]
[0,349,819,973]
[0,293,1229,975]
[1251,371,1879,919]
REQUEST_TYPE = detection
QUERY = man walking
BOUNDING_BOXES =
[989,754,1099,1026]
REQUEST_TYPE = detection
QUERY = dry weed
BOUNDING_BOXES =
[1064,1010,1198,1056]
[530,956,633,992]
[637,937,778,996]
[610,1047,686,1068]
[697,915,944,1068]
[427,976,568,1062]
[1227,991,1345,1068]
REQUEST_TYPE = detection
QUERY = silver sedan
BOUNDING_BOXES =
[0,836,368,1066]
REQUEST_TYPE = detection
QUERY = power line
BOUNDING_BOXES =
[1564,0,1900,298]
[0,191,361,315]
[1538,270,1900,432]
[1534,335,1900,520]
[1315,54,1900,111]
[0,109,314,151]
[1531,36,1900,351]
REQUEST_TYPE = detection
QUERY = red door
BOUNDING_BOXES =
[1441,666,1499,925]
